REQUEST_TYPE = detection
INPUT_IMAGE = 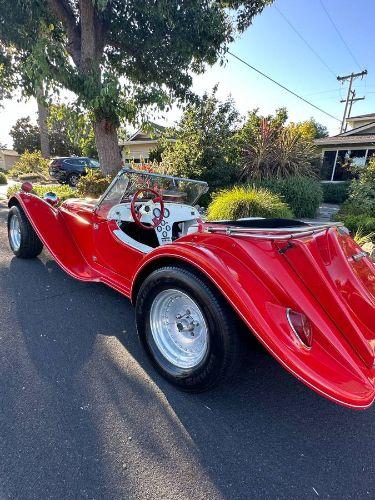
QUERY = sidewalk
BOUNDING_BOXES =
[316,202,340,223]
[0,179,17,200]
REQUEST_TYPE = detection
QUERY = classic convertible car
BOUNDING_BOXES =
[7,169,375,409]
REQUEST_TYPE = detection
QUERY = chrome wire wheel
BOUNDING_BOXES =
[149,289,209,369]
[9,214,21,251]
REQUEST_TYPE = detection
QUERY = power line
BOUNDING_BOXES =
[274,5,337,79]
[303,88,341,97]
[227,51,341,122]
[319,0,363,72]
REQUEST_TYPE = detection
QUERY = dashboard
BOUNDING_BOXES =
[107,202,200,246]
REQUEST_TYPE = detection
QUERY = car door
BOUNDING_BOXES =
[92,205,145,284]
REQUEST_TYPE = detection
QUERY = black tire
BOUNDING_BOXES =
[136,265,242,392]
[68,173,80,187]
[7,205,43,258]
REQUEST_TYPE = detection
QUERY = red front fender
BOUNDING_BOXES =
[9,192,99,281]
[131,236,375,409]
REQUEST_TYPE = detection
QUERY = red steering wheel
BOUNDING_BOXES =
[130,188,164,230]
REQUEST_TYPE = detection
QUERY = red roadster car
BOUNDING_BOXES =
[7,169,375,409]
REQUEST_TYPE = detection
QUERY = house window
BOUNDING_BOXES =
[333,150,353,181]
[321,151,337,180]
[348,150,367,168]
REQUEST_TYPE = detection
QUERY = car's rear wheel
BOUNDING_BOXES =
[7,206,43,258]
[68,173,80,187]
[136,265,242,392]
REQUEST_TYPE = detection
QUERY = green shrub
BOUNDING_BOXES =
[0,172,7,185]
[76,169,113,198]
[338,157,375,217]
[335,214,375,236]
[9,150,50,181]
[7,183,76,202]
[257,176,323,218]
[321,181,350,204]
[207,186,293,221]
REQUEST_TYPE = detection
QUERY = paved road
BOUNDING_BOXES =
[0,200,374,500]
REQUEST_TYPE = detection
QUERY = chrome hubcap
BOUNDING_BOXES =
[149,289,208,369]
[9,215,21,251]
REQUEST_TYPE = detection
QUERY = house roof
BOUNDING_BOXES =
[126,122,167,142]
[119,122,175,146]
[315,134,375,147]
[340,121,375,136]
[0,149,19,156]
[346,113,375,121]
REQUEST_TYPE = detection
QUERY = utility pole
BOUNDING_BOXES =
[340,89,365,132]
[337,70,367,133]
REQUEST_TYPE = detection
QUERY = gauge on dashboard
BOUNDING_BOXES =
[153,208,161,218]
[163,207,170,218]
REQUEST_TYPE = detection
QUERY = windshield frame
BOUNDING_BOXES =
[96,168,209,210]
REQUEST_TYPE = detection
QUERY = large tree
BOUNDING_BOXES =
[0,0,272,174]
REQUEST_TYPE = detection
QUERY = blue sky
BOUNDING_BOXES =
[1,0,374,146]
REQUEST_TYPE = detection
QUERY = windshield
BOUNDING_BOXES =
[98,169,208,212]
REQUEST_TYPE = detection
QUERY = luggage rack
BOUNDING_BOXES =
[204,221,345,240]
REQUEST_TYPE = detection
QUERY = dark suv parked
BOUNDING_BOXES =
[49,157,100,187]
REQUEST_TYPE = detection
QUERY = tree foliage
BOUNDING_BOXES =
[10,105,97,157]
[287,117,329,140]
[10,117,40,154]
[0,0,273,173]
[48,104,97,157]
[160,89,240,190]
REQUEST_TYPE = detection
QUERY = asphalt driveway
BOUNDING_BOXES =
[0,200,374,499]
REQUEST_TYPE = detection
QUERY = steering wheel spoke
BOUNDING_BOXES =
[130,188,164,230]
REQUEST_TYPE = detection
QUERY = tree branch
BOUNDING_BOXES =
[46,0,81,67]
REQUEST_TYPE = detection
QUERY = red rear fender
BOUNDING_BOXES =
[132,234,375,409]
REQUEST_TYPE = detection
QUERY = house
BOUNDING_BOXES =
[315,113,375,181]
[119,123,175,164]
[0,149,19,171]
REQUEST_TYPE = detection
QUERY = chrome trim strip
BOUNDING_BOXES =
[204,222,343,240]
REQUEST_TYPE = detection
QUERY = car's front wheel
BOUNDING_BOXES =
[7,206,43,258]
[136,265,242,392]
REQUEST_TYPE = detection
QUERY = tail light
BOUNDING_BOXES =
[286,309,313,349]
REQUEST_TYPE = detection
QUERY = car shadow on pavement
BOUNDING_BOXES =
[3,253,375,499]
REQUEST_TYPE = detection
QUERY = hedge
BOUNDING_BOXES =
[76,169,113,198]
[0,172,7,185]
[207,186,293,221]
[321,181,350,204]
[257,176,323,219]
[336,214,375,236]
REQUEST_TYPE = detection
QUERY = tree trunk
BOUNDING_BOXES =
[93,119,122,175]
[36,85,50,158]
